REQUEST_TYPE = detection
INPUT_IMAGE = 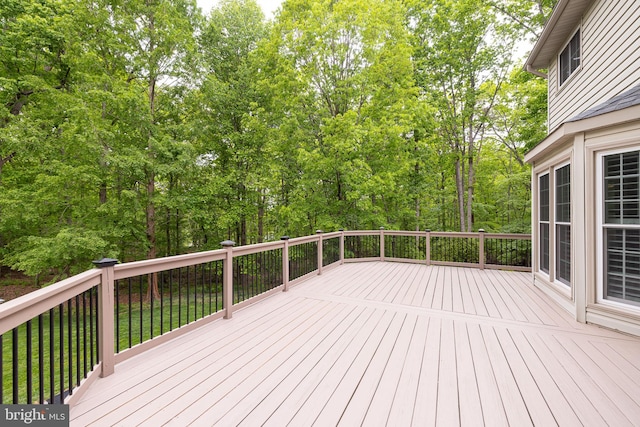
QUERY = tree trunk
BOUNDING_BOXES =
[257,190,264,243]
[466,154,475,232]
[455,157,466,232]
[175,208,180,254]
[166,206,171,256]
[146,174,159,300]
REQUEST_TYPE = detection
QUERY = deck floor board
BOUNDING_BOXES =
[70,262,640,426]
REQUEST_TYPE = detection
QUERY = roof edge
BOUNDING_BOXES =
[525,0,595,72]
[524,104,640,164]
[525,0,570,71]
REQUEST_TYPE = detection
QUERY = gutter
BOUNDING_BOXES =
[526,64,548,79]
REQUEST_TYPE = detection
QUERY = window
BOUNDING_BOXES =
[559,30,580,85]
[539,174,550,274]
[602,150,640,305]
[555,165,571,285]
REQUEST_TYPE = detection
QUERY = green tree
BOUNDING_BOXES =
[409,0,517,232]
[256,0,416,233]
[0,0,120,278]
[193,0,268,246]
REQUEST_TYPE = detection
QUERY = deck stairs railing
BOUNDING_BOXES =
[0,229,530,406]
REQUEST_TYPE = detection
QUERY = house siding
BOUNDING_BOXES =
[548,0,640,131]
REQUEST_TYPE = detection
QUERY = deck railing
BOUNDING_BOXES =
[0,229,530,406]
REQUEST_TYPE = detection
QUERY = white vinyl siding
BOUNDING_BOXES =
[548,0,640,130]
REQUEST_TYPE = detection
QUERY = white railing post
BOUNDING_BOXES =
[339,229,345,264]
[425,229,431,266]
[380,227,385,262]
[281,236,290,291]
[221,240,235,319]
[316,230,323,275]
[93,258,118,378]
[478,229,485,270]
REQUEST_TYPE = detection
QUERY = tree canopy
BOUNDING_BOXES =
[0,0,553,280]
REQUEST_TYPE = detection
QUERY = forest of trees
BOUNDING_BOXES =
[0,0,554,279]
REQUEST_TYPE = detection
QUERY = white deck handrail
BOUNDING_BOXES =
[0,229,531,406]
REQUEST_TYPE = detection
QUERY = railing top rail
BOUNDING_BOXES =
[0,269,102,335]
[430,231,481,238]
[343,230,380,236]
[288,234,320,246]
[114,249,227,280]
[384,230,424,237]
[233,240,284,257]
[484,233,532,239]
[321,231,341,239]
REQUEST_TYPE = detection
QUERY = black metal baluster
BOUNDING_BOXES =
[49,308,54,404]
[252,253,256,297]
[75,295,80,387]
[59,304,64,403]
[150,273,154,340]
[88,292,94,367]
[115,280,120,353]
[160,270,164,335]
[38,315,44,404]
[178,268,182,327]
[94,289,99,364]
[82,293,87,378]
[202,262,213,314]
[193,264,198,320]
[252,253,256,296]
[192,265,196,319]
[266,251,270,290]
[215,262,220,311]
[201,264,205,317]
[12,328,18,403]
[170,270,174,331]
[1,334,3,404]
[139,276,143,345]
[67,300,72,396]
[186,266,191,323]
[128,278,132,349]
[26,320,32,403]
[234,259,240,302]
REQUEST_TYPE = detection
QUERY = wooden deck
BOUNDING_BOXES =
[70,262,640,426]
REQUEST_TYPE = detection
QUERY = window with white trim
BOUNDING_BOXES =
[539,174,550,274]
[602,150,640,305]
[559,30,580,86]
[555,164,571,285]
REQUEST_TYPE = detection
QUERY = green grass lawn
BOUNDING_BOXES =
[2,291,224,404]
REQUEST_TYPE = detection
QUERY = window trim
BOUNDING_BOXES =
[596,147,640,310]
[554,162,571,286]
[558,28,581,87]
[539,173,550,276]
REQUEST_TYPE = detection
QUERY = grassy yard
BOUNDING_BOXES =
[2,291,224,404]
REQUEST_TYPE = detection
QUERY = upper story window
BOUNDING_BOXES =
[559,30,581,86]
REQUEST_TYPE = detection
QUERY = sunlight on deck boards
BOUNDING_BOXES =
[70,262,640,426]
